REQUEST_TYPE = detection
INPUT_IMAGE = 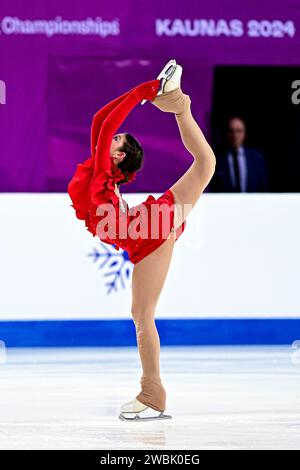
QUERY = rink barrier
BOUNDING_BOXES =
[0,318,299,347]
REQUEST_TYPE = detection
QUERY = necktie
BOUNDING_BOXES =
[231,148,241,192]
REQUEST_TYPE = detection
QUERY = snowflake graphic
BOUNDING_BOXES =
[87,242,133,294]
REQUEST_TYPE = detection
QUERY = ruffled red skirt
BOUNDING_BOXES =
[125,189,186,264]
[67,157,186,265]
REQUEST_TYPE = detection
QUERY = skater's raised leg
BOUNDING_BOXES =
[151,86,216,229]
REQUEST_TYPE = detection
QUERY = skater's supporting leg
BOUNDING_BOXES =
[131,233,176,411]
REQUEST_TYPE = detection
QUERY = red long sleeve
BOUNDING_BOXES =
[91,79,160,176]
[90,86,137,159]
[68,80,159,232]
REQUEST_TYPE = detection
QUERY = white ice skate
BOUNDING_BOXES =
[119,398,172,421]
[162,64,183,93]
[141,59,179,106]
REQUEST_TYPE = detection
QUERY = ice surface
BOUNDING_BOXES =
[0,345,299,450]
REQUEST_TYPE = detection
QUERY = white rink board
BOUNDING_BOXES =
[0,193,299,320]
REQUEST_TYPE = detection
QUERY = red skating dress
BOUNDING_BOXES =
[67,79,186,265]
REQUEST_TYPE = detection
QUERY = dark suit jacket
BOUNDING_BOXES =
[209,146,269,192]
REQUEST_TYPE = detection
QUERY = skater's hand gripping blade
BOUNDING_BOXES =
[141,59,177,106]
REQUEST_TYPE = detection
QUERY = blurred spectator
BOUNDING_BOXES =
[209,117,269,192]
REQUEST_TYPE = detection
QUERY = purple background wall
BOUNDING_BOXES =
[0,0,300,192]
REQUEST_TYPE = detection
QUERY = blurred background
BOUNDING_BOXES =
[1,0,300,450]
[1,1,300,194]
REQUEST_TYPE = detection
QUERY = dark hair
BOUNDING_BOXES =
[116,133,144,185]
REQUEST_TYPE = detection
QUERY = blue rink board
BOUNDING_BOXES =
[0,319,299,347]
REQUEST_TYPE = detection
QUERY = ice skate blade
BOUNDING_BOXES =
[119,411,172,421]
[141,59,177,106]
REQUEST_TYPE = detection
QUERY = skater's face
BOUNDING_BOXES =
[227,118,246,149]
[110,133,127,165]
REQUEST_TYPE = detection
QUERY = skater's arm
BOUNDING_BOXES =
[93,79,160,175]
[90,87,137,158]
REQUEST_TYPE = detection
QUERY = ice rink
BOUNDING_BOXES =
[0,345,299,450]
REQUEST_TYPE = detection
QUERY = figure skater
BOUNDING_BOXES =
[67,59,216,421]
